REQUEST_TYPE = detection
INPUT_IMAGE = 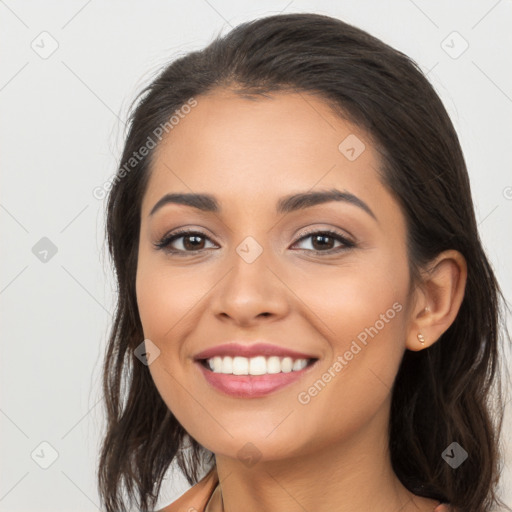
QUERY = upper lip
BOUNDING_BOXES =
[193,342,318,361]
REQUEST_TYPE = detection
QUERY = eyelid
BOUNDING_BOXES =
[290,228,355,252]
[153,227,218,252]
[293,225,355,244]
[154,225,356,255]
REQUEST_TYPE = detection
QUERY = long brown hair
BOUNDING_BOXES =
[98,13,510,511]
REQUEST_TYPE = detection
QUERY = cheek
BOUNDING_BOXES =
[135,252,208,350]
[291,254,409,440]
[136,267,183,341]
[293,250,405,345]
[291,247,408,348]
[135,258,197,420]
[135,251,221,410]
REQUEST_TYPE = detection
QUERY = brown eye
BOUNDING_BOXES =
[154,230,216,254]
[292,230,355,253]
[311,233,336,251]
[181,234,206,251]
[154,228,355,256]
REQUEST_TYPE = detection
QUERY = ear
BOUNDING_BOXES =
[406,250,467,352]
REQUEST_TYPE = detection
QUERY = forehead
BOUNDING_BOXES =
[141,90,384,217]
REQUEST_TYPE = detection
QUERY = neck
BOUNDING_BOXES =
[208,398,438,512]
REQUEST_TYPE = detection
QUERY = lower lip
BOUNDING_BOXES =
[195,360,317,398]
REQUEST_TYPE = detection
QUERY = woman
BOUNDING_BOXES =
[97,12,509,512]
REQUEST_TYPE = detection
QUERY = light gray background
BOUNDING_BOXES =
[1,1,511,510]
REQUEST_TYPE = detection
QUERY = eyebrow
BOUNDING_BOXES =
[149,188,377,220]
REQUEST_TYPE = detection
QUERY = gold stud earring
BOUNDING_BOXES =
[417,333,425,345]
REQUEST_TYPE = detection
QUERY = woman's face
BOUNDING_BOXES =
[136,89,415,461]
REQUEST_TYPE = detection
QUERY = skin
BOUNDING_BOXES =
[136,89,467,512]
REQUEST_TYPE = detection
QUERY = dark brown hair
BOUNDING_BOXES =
[98,12,510,512]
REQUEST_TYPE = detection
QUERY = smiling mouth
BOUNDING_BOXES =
[198,355,318,375]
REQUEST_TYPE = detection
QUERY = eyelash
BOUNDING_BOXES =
[153,227,356,256]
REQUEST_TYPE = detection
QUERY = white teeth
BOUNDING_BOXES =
[292,359,307,371]
[281,357,293,373]
[266,356,282,374]
[206,355,312,375]
[221,356,233,374]
[232,356,249,375]
[249,356,267,375]
[210,356,222,373]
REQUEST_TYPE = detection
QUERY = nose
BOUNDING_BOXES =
[210,243,290,327]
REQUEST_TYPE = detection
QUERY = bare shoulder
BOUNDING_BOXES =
[155,467,219,512]
[433,504,455,512]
